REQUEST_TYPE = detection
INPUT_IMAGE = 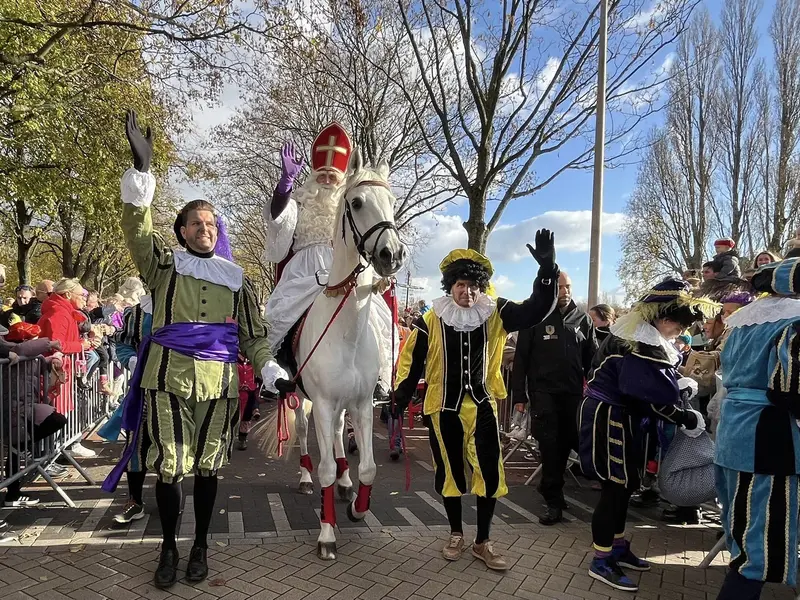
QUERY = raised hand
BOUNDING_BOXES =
[280,141,304,183]
[526,229,556,270]
[125,109,153,172]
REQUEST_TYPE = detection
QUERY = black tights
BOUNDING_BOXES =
[592,481,632,550]
[156,474,218,550]
[127,471,146,505]
[442,496,497,544]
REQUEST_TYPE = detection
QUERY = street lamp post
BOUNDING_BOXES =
[588,0,609,307]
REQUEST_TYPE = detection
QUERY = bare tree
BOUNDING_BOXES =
[392,0,698,252]
[713,0,764,256]
[619,10,722,297]
[764,0,800,252]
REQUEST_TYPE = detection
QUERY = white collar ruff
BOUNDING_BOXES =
[174,250,243,292]
[610,317,680,364]
[724,296,800,329]
[432,294,496,332]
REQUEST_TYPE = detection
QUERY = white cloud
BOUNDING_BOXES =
[624,1,679,30]
[402,209,625,301]
[488,210,626,261]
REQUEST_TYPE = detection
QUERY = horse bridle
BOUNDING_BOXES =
[341,179,399,264]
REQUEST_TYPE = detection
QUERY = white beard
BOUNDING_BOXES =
[292,176,343,251]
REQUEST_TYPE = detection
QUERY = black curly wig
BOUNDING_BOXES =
[656,303,707,329]
[441,258,492,293]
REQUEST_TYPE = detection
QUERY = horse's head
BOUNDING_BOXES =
[340,148,406,277]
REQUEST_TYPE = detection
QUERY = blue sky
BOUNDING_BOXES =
[395,0,778,304]
[180,0,778,304]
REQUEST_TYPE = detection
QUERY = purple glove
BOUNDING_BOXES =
[277,141,304,194]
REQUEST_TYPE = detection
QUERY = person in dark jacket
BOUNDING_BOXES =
[589,304,616,344]
[512,271,598,525]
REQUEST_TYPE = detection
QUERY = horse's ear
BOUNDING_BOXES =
[376,158,390,180]
[348,147,363,174]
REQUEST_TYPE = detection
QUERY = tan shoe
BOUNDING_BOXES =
[472,540,508,571]
[442,533,465,561]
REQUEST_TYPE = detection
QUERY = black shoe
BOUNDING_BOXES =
[390,449,400,461]
[629,488,660,508]
[539,506,563,526]
[186,545,208,583]
[236,438,247,451]
[661,506,700,525]
[153,548,179,589]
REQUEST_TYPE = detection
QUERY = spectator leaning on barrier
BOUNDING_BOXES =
[512,271,598,527]
[1,325,68,508]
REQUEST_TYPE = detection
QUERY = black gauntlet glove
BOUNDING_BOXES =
[526,229,557,277]
[275,378,297,396]
[125,109,153,173]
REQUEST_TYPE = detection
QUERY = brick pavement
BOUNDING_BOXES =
[0,407,796,599]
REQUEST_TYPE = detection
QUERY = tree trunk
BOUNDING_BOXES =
[16,237,32,285]
[463,219,488,253]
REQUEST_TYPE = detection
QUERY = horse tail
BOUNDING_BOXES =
[255,397,310,460]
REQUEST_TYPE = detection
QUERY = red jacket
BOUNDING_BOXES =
[39,293,84,355]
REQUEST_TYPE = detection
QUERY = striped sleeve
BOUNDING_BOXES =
[394,317,428,402]
[237,277,273,374]
[767,322,800,418]
[114,307,139,369]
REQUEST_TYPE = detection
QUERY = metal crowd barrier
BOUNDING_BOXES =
[0,352,117,508]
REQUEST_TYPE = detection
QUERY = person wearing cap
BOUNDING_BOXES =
[394,231,559,571]
[579,279,719,592]
[262,126,396,408]
[712,258,800,600]
[110,110,291,589]
[711,238,741,283]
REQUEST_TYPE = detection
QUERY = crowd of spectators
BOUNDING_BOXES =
[0,272,147,508]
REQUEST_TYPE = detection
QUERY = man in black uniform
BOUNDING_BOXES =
[512,271,597,525]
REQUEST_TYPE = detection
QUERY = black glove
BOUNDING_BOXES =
[125,109,153,173]
[683,410,698,430]
[526,229,556,272]
[275,378,297,396]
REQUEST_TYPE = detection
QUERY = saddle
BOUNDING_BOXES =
[276,310,310,396]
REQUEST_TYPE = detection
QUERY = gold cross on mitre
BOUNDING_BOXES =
[316,135,348,167]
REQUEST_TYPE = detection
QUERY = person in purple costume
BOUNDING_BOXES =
[578,279,720,592]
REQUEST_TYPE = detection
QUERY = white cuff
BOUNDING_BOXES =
[677,376,699,399]
[261,360,290,394]
[121,168,156,208]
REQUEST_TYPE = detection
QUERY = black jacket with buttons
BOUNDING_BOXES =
[511,300,598,401]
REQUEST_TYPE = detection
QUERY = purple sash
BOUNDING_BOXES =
[102,322,239,492]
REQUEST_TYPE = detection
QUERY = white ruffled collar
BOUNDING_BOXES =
[432,294,496,332]
[724,296,800,329]
[174,250,243,292]
[610,317,680,364]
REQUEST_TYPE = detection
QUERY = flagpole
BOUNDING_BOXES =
[588,0,608,307]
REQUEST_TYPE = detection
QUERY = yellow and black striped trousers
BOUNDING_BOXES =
[145,390,239,484]
[426,395,507,498]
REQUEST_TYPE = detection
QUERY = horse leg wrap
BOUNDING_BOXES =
[335,457,349,479]
[300,454,314,473]
[354,483,372,514]
[320,485,336,526]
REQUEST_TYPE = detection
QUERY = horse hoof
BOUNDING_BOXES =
[337,485,352,501]
[346,502,364,523]
[317,541,337,560]
[298,482,314,495]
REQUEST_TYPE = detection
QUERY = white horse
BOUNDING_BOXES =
[266,149,405,560]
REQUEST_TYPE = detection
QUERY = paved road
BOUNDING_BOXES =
[0,404,794,599]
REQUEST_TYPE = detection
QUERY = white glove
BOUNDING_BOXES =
[680,408,706,438]
[677,376,699,400]
[261,360,290,394]
[128,356,138,372]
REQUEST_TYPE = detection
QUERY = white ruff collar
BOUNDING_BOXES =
[174,250,243,292]
[724,296,800,329]
[432,294,496,332]
[610,317,680,364]
[139,295,153,315]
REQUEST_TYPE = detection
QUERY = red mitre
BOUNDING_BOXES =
[311,122,352,175]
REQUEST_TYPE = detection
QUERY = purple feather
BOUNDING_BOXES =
[214,216,234,262]
[720,291,754,306]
